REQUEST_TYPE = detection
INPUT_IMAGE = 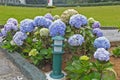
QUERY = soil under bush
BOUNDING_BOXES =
[110,56,120,80]
[39,46,120,80]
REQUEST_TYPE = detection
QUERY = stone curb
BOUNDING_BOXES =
[0,48,46,80]
[101,27,118,30]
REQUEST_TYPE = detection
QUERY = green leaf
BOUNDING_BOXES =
[66,27,71,32]
[102,69,117,80]
[80,75,91,80]
[112,47,120,57]
[23,48,30,53]
[40,49,48,55]
[26,37,33,44]
[33,59,39,65]
[88,72,100,80]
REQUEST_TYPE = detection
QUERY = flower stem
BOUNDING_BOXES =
[100,70,103,80]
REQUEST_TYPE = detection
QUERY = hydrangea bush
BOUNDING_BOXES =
[0,9,116,80]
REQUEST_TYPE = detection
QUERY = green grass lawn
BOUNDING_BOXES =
[0,5,120,27]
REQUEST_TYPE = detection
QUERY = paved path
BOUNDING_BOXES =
[102,29,120,42]
[0,50,28,80]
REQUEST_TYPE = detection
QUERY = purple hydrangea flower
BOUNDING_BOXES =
[44,13,54,21]
[69,14,87,28]
[0,33,3,37]
[44,18,52,28]
[92,21,101,29]
[49,19,66,37]
[1,28,7,37]
[94,37,110,50]
[93,28,103,37]
[7,18,18,26]
[20,19,35,33]
[13,31,27,46]
[33,16,52,28]
[68,34,84,46]
[4,23,18,31]
[94,48,110,61]
[33,16,46,27]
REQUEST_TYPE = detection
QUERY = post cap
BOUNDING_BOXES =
[52,36,64,40]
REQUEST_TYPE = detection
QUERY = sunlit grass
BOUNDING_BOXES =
[0,5,120,27]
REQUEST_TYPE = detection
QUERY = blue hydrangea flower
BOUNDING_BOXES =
[4,23,18,31]
[20,19,35,33]
[1,28,7,37]
[0,33,3,37]
[92,21,101,29]
[33,16,46,27]
[13,31,27,46]
[13,38,24,46]
[93,28,103,37]
[94,48,110,61]
[69,14,87,28]
[44,13,54,21]
[44,18,52,28]
[49,19,66,37]
[68,34,84,46]
[33,16,52,28]
[7,18,18,26]
[94,37,110,50]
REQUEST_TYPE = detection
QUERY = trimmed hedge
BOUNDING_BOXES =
[0,1,120,7]
[0,3,46,7]
[55,1,120,7]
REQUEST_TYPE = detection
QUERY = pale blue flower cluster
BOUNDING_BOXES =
[0,28,7,37]
[20,19,35,33]
[0,18,18,37]
[33,16,46,27]
[94,48,110,61]
[45,19,53,28]
[13,31,27,46]
[44,13,54,21]
[93,28,103,37]
[69,14,87,28]
[4,23,18,31]
[7,18,18,26]
[33,16,52,28]
[0,33,2,37]
[68,34,84,46]
[49,19,66,37]
[94,37,110,50]
[92,21,101,29]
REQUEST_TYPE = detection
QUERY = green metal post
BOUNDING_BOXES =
[50,54,64,79]
[50,36,64,79]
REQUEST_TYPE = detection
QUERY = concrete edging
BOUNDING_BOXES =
[101,27,118,30]
[0,48,46,80]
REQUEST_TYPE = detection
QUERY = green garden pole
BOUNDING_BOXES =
[50,36,64,79]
